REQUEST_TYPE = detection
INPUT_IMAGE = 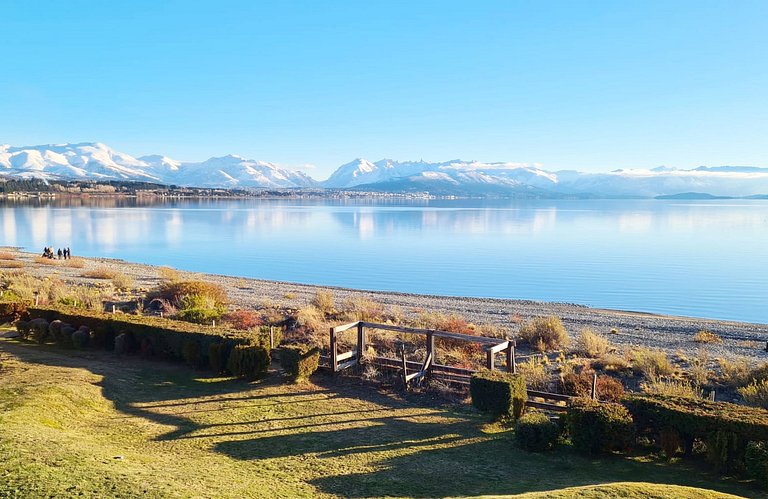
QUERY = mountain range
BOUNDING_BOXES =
[2,142,768,198]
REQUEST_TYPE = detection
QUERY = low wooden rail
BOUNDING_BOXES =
[328,321,594,413]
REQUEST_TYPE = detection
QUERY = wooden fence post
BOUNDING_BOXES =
[400,346,408,386]
[330,327,338,372]
[357,322,366,365]
[507,342,516,374]
[269,326,275,350]
[709,390,716,402]
[486,349,495,371]
[590,372,598,400]
[426,332,435,374]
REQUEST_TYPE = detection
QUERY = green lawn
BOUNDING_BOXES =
[0,338,759,498]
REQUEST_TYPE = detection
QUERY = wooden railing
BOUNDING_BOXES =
[328,320,588,412]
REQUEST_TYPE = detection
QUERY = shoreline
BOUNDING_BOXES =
[4,248,768,361]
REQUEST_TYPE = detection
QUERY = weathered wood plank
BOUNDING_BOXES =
[337,359,358,371]
[336,350,356,362]
[332,321,361,334]
[527,390,572,402]
[359,322,504,345]
[527,400,568,412]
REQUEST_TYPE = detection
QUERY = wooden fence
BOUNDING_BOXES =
[328,320,582,412]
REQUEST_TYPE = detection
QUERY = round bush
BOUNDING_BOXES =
[279,344,320,382]
[515,411,559,452]
[566,398,635,455]
[518,316,568,352]
[72,329,89,349]
[29,318,50,344]
[746,441,768,489]
[226,344,270,380]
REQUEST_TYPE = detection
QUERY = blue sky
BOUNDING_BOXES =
[1,0,766,179]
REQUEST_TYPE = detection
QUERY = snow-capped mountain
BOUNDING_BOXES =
[0,143,317,189]
[323,158,768,197]
[2,142,767,196]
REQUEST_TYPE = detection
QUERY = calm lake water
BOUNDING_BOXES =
[2,198,767,324]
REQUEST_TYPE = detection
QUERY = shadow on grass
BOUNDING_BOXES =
[1,339,761,499]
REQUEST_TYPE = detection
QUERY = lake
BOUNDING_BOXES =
[2,197,767,324]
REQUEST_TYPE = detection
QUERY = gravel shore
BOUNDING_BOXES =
[5,248,768,362]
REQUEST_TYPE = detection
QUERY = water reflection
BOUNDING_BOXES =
[1,197,766,322]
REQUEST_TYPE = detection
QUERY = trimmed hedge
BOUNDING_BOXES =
[227,344,270,380]
[470,370,527,420]
[515,410,559,452]
[280,344,320,382]
[565,398,634,455]
[24,306,271,373]
[624,394,768,473]
[746,441,768,488]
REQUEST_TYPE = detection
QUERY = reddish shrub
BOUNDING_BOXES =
[560,369,625,403]
[224,310,263,330]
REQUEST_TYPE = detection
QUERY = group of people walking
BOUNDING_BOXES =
[41,246,72,260]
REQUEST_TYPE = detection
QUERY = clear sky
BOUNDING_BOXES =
[1,0,766,179]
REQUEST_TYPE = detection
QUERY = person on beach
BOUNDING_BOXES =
[66,247,71,259]
[57,248,63,260]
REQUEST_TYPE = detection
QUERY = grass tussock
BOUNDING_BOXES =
[33,256,59,266]
[517,357,551,390]
[61,257,85,268]
[641,378,703,399]
[631,347,674,379]
[717,357,753,387]
[157,266,181,283]
[574,328,611,358]
[342,296,384,322]
[518,316,569,352]
[0,251,16,260]
[111,272,134,290]
[311,290,335,315]
[81,268,118,279]
[738,379,768,409]
[0,261,24,269]
[694,330,723,344]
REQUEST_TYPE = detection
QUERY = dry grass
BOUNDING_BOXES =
[157,266,181,283]
[111,272,135,290]
[694,330,723,344]
[61,257,85,268]
[717,356,753,387]
[33,256,59,266]
[590,353,631,373]
[517,316,569,352]
[82,268,118,279]
[0,261,24,269]
[631,347,674,379]
[311,290,335,315]
[342,296,384,322]
[688,351,712,387]
[0,251,16,260]
[738,379,768,409]
[517,357,551,390]
[641,378,703,399]
[574,328,611,358]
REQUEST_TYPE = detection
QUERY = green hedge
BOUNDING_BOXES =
[746,441,768,489]
[515,410,559,452]
[565,398,634,455]
[227,344,270,380]
[280,344,320,382]
[624,394,768,473]
[470,370,527,420]
[24,306,272,373]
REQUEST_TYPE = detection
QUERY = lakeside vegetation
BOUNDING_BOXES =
[2,249,768,497]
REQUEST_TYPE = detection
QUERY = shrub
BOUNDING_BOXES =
[62,257,85,268]
[739,379,768,409]
[0,301,27,323]
[0,261,23,269]
[694,329,723,344]
[157,266,181,282]
[209,342,230,375]
[717,356,753,387]
[560,370,625,403]
[223,310,262,330]
[311,290,335,315]
[631,347,673,379]
[658,427,684,459]
[745,441,768,488]
[182,339,203,368]
[295,305,326,333]
[565,398,634,455]
[15,320,31,339]
[29,318,50,344]
[342,296,383,322]
[153,280,228,309]
[226,344,270,380]
[470,370,527,421]
[111,272,134,290]
[623,394,768,469]
[518,316,568,352]
[517,357,551,390]
[590,353,631,373]
[0,251,16,260]
[705,430,744,474]
[575,328,611,358]
[280,344,320,382]
[114,333,128,355]
[72,329,89,349]
[515,411,559,452]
